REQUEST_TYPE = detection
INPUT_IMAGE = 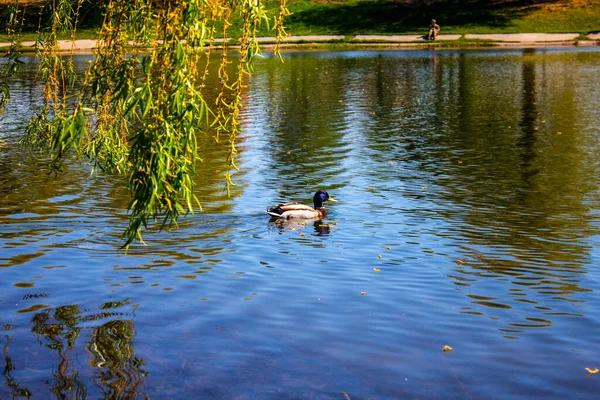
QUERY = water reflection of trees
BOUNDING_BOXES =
[87,320,146,399]
[429,49,597,325]
[346,49,599,333]
[254,49,600,331]
[3,331,32,399]
[32,305,87,398]
[6,300,147,398]
[252,54,351,197]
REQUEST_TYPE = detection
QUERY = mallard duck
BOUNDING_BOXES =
[267,190,336,219]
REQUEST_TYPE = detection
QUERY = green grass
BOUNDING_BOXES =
[1,0,599,42]
[270,0,600,35]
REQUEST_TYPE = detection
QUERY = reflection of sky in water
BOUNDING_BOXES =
[1,48,600,399]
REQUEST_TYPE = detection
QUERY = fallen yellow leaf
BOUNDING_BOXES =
[373,268,381,273]
[378,254,382,259]
[442,345,454,352]
[299,233,305,237]
[456,260,465,265]
[585,368,598,374]
[385,246,391,250]
[360,292,367,296]
[557,132,563,135]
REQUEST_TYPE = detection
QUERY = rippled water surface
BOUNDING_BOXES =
[2,47,600,399]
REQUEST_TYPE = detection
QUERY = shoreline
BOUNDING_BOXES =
[2,33,599,54]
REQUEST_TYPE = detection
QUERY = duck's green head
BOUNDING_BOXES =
[313,190,336,209]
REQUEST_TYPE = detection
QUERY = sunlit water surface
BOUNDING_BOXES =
[1,47,600,399]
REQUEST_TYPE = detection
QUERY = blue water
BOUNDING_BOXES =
[1,47,600,399]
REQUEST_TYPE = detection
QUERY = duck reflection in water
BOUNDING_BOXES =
[271,218,333,235]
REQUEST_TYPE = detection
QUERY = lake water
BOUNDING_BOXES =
[1,47,600,399]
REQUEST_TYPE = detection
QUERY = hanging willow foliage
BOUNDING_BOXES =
[1,0,290,247]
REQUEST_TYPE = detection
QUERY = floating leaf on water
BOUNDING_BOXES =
[458,160,463,164]
[585,368,598,374]
[557,132,563,135]
[456,259,465,265]
[367,187,371,191]
[385,246,391,250]
[17,304,50,314]
[508,125,511,129]
[13,282,35,288]
[373,268,381,273]
[541,120,546,124]
[299,233,305,237]
[442,345,454,352]
[361,292,367,296]
[277,189,281,193]
[378,254,382,259]
[534,127,539,131]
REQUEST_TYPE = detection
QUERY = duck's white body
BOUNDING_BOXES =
[267,202,325,219]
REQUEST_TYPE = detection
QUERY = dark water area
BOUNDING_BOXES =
[1,47,600,399]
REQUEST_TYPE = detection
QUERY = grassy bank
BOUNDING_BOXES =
[278,0,600,35]
[1,0,599,42]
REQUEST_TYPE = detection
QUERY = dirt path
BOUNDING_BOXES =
[2,33,598,52]
[464,33,580,42]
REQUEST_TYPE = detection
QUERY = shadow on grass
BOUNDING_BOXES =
[288,0,548,34]
[0,2,104,32]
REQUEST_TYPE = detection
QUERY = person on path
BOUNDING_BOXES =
[428,19,440,40]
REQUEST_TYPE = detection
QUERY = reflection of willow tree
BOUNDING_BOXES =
[87,320,146,399]
[1,0,290,246]
[256,55,349,195]
[32,305,87,398]
[29,300,146,398]
[2,332,32,399]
